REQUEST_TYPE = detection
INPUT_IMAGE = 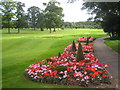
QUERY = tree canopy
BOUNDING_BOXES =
[44,0,64,33]
[27,6,40,30]
[81,2,120,39]
[15,1,26,33]
[1,1,16,33]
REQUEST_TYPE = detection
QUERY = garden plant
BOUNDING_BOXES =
[24,36,111,87]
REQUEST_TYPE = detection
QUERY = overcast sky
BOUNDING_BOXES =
[15,0,90,22]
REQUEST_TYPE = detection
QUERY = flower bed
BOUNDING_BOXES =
[77,37,96,42]
[24,37,111,87]
[64,43,94,53]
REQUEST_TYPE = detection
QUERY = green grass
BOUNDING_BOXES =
[2,28,108,88]
[104,40,120,54]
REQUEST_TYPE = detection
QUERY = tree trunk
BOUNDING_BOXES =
[50,28,51,33]
[118,33,120,40]
[40,28,44,31]
[18,28,20,33]
[53,27,56,32]
[34,27,35,30]
[108,33,112,38]
[8,28,10,34]
[111,32,114,37]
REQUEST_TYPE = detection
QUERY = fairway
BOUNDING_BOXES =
[2,28,108,88]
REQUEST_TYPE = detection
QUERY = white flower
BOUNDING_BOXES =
[81,78,85,81]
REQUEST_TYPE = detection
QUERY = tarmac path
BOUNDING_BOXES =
[93,37,119,89]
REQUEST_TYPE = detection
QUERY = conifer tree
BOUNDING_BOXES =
[76,43,84,61]
[71,40,77,52]
[58,52,61,57]
[86,36,91,45]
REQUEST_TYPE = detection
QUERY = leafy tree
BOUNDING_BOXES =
[43,0,64,33]
[81,2,120,39]
[0,0,16,33]
[15,1,25,33]
[37,12,45,31]
[27,6,40,30]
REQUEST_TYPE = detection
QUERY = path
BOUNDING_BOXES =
[93,37,119,88]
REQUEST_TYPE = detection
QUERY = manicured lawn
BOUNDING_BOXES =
[2,28,107,88]
[104,40,120,54]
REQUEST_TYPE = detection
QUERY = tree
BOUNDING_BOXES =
[27,6,40,30]
[0,0,16,33]
[15,1,25,33]
[44,0,64,33]
[81,2,120,39]
[76,43,84,62]
[37,12,45,31]
[71,40,77,52]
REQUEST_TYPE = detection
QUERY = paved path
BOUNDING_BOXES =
[93,37,119,88]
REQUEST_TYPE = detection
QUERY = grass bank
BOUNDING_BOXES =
[104,40,120,54]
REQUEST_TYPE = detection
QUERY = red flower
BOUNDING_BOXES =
[80,67,84,69]
[55,76,59,78]
[50,71,58,76]
[89,73,93,76]
[46,67,51,70]
[104,72,108,74]
[67,75,70,77]
[73,73,77,76]
[53,71,58,75]
[102,74,108,77]
[31,69,35,71]
[98,71,103,74]
[36,67,41,70]
[39,76,43,78]
[92,72,100,77]
[43,72,49,76]
[67,67,71,71]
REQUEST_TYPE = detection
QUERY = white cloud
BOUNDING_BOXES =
[14,0,90,22]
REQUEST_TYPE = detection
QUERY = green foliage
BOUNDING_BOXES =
[41,60,48,65]
[71,40,77,52]
[64,21,101,29]
[82,2,120,39]
[46,58,53,62]
[27,6,40,30]
[55,65,67,71]
[1,1,16,33]
[76,43,84,62]
[58,52,61,57]
[104,40,120,54]
[37,13,45,31]
[86,37,91,45]
[15,1,26,33]
[44,0,64,32]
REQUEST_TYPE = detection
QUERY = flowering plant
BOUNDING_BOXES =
[24,37,111,87]
[77,37,96,42]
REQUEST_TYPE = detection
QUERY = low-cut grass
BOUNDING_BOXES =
[104,40,120,54]
[2,28,108,88]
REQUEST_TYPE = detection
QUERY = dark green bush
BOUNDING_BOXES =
[76,43,84,61]
[55,65,67,71]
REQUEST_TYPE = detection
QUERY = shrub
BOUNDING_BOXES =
[55,65,67,71]
[76,43,84,61]
[71,40,77,52]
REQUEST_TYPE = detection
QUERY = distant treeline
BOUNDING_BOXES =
[64,21,101,29]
